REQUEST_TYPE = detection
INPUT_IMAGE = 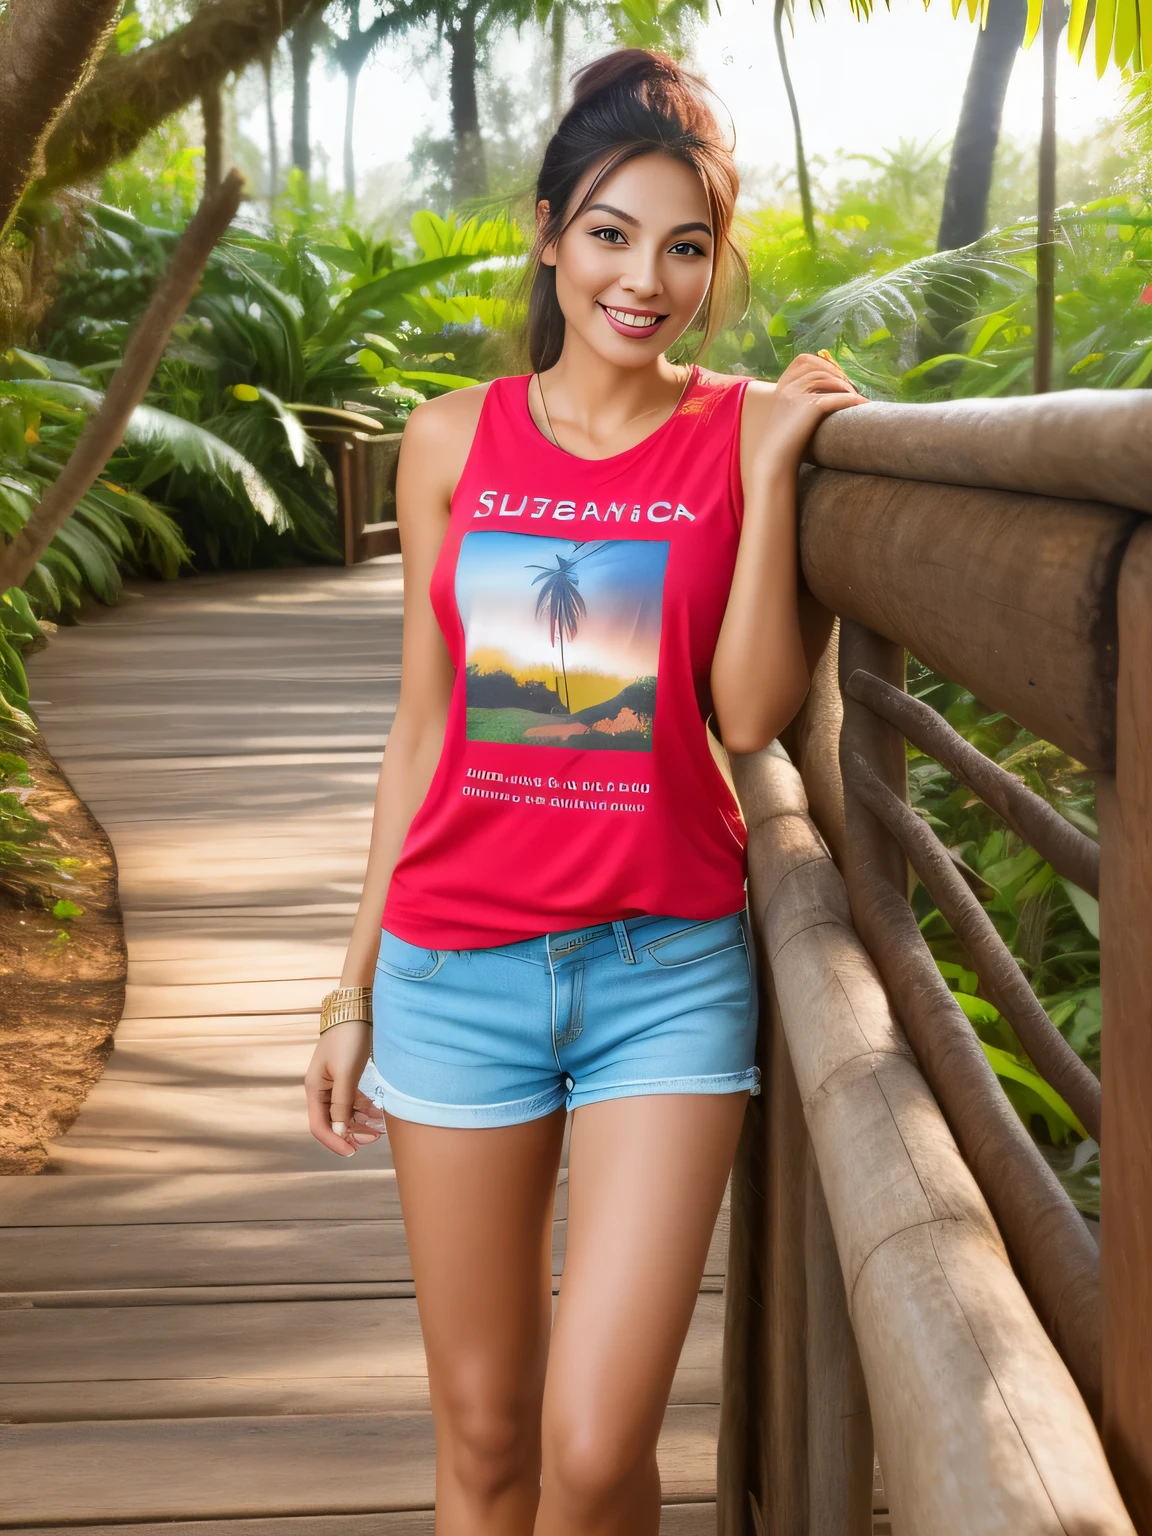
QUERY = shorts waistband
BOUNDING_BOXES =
[546,911,674,960]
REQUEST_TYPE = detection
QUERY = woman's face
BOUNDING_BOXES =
[539,151,715,368]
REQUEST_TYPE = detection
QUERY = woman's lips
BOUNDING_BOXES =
[598,303,667,339]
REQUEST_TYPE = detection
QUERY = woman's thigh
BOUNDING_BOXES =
[540,1091,749,1480]
[386,1106,568,1433]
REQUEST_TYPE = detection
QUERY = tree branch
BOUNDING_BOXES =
[41,0,314,191]
[0,170,245,596]
[0,0,121,238]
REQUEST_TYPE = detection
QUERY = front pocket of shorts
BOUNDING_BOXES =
[376,927,446,981]
[644,914,746,969]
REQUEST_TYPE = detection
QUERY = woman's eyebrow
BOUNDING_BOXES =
[586,202,639,225]
[585,204,714,240]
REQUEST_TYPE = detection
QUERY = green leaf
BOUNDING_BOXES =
[397,370,477,391]
[980,1041,1088,1140]
[901,353,998,382]
[52,898,84,919]
[115,12,145,53]
[953,990,1002,1026]
[233,384,261,403]
[1061,879,1100,939]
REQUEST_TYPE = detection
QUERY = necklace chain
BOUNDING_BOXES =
[533,366,693,456]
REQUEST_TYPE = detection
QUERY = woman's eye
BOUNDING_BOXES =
[590,227,627,244]
[670,241,705,257]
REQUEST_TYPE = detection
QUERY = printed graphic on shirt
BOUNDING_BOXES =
[456,530,669,752]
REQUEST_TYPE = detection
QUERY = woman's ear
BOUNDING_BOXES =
[536,199,558,268]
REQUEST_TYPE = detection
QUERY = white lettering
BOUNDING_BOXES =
[605,502,627,523]
[532,498,551,519]
[474,490,496,518]
[674,503,695,521]
[580,502,601,521]
[647,501,672,522]
[554,500,576,520]
[499,493,527,517]
[630,506,641,523]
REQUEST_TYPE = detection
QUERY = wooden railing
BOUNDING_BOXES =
[299,407,403,564]
[721,391,1152,1535]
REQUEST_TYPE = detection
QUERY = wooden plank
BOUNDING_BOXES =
[0,1172,400,1226]
[0,1503,716,1536]
[0,1405,719,1524]
[1099,518,1152,1532]
[0,1294,723,1418]
[3,1200,725,1291]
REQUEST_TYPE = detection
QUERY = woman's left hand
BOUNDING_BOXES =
[752,352,867,473]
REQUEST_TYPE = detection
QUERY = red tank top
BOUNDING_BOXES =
[382,365,753,949]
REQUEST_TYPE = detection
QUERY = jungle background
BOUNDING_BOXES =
[1,0,1149,1195]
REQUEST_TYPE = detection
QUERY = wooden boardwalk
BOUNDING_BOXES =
[0,562,725,1533]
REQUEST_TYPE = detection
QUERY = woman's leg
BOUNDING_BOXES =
[536,1091,749,1536]
[386,1105,569,1535]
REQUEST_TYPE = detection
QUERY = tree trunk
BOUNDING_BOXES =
[262,51,279,204]
[450,7,487,203]
[0,171,245,595]
[42,0,313,192]
[290,7,320,180]
[550,3,567,126]
[1034,0,1064,394]
[202,79,224,191]
[773,0,816,247]
[0,0,121,238]
[343,62,360,203]
[937,0,1027,250]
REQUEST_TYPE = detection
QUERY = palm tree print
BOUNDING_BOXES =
[525,542,610,711]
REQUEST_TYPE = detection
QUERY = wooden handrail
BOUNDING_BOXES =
[812,390,1152,516]
[798,470,1137,772]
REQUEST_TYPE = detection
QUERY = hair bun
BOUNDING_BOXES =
[570,48,684,109]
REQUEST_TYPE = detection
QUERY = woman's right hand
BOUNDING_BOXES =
[304,1021,383,1157]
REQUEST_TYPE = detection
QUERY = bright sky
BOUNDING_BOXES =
[283,1,1124,204]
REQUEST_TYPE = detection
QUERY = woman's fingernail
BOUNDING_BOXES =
[352,1132,376,1143]
[332,1121,347,1136]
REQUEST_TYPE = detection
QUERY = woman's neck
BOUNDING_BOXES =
[534,336,692,457]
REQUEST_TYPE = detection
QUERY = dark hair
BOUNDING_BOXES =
[526,49,748,373]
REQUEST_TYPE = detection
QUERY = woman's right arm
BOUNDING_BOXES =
[303,387,487,1157]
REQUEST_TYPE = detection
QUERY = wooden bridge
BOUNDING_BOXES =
[2,389,1151,1535]
[0,559,728,1533]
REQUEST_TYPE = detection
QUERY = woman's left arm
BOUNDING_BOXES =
[710,354,867,756]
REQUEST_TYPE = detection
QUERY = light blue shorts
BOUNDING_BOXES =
[366,907,761,1129]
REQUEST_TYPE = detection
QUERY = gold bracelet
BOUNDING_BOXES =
[319,985,373,1035]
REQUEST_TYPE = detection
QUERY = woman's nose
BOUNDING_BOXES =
[618,247,663,298]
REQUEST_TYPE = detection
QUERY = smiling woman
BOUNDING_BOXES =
[303,45,864,1536]
[527,50,747,377]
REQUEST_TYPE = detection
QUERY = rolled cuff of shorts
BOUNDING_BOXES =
[369,1067,568,1129]
[567,1065,761,1111]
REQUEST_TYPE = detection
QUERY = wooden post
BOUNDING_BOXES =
[1099,521,1152,1534]
[805,1141,872,1536]
[718,1009,767,1536]
[838,620,906,898]
[763,975,809,1536]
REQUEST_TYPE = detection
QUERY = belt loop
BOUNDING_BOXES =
[613,919,637,964]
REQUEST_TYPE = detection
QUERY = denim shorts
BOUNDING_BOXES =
[363,907,761,1129]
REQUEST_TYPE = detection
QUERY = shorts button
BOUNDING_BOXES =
[564,1076,574,1090]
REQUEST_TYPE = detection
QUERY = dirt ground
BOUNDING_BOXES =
[0,730,126,1174]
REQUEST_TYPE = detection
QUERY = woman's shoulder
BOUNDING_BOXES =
[402,378,498,452]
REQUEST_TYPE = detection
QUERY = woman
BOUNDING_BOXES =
[304,48,864,1535]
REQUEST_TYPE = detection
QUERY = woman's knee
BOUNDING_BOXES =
[541,1414,657,1512]
[437,1385,542,1502]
